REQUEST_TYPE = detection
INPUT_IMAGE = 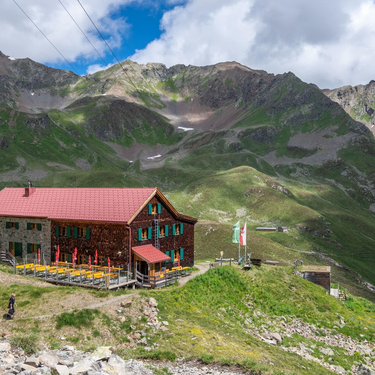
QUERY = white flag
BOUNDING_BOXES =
[240,223,246,246]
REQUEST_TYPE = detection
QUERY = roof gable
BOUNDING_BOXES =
[127,188,197,224]
[0,187,157,223]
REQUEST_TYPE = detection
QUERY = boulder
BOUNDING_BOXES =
[38,352,60,369]
[358,364,375,375]
[0,342,11,351]
[70,359,95,375]
[25,355,40,367]
[90,346,113,361]
[331,365,346,374]
[55,364,70,375]
[319,347,335,356]
[148,297,158,307]
[269,332,283,344]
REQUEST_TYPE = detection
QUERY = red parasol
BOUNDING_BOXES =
[54,250,59,266]
[73,247,77,268]
[108,257,110,272]
[177,252,180,267]
[94,250,98,265]
[38,248,41,265]
[88,255,92,270]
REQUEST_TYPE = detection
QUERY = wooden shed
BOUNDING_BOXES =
[300,266,331,291]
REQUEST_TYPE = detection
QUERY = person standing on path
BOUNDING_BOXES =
[8,293,16,320]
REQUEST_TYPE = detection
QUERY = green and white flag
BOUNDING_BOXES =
[232,221,240,243]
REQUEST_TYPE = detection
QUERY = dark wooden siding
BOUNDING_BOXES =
[301,271,330,291]
[131,196,195,268]
[51,220,129,267]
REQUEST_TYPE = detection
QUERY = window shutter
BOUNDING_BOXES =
[73,227,78,239]
[27,243,31,254]
[180,223,184,235]
[15,222,19,230]
[166,251,169,263]
[68,253,72,262]
[37,223,42,231]
[172,224,176,235]
[157,203,161,214]
[165,225,169,237]
[158,227,160,238]
[148,204,152,214]
[171,250,175,262]
[138,228,142,241]
[55,226,59,238]
[6,222,9,229]
[15,243,22,257]
[38,244,41,251]
[27,223,31,230]
[66,226,71,238]
[85,228,90,240]
[85,256,89,264]
[147,227,152,240]
[180,248,184,260]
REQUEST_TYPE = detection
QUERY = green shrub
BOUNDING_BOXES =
[137,349,177,362]
[56,309,100,329]
[10,332,40,354]
[199,354,215,364]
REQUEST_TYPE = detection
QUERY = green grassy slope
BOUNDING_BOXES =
[3,265,374,374]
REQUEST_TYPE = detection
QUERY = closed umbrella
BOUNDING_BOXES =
[38,248,41,265]
[55,245,60,266]
[94,250,98,265]
[88,255,92,270]
[108,257,111,273]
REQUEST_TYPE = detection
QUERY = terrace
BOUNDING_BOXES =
[15,261,136,290]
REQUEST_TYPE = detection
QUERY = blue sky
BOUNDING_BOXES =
[1,0,375,88]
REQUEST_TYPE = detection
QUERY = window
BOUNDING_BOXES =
[172,223,183,236]
[27,243,40,254]
[148,203,161,215]
[27,223,41,231]
[6,222,18,229]
[60,226,66,237]
[155,263,160,273]
[158,225,169,238]
[138,227,151,241]
[73,227,90,239]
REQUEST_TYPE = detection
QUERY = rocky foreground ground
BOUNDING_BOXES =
[0,343,249,375]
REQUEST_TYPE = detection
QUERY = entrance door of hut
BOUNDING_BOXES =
[140,261,148,275]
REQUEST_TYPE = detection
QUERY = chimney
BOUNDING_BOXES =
[25,180,36,197]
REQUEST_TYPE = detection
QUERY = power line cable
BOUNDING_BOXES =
[75,0,141,96]
[58,0,108,68]
[13,0,80,76]
[76,0,126,71]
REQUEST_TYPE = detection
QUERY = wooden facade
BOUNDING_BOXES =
[300,266,331,292]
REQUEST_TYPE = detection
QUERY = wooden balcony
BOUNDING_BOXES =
[136,267,192,288]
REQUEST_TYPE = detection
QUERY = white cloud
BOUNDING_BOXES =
[130,0,375,88]
[0,0,132,69]
[87,63,114,74]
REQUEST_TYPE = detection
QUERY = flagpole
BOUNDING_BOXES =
[238,221,241,264]
[245,222,247,264]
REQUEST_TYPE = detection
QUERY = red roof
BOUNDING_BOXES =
[132,244,171,264]
[0,187,157,223]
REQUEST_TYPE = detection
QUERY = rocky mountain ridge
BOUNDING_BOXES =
[323,81,375,135]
